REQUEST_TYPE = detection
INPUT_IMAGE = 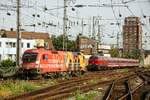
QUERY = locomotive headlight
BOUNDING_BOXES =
[35,61,40,64]
[35,61,40,68]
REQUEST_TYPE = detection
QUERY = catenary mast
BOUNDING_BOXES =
[16,0,21,67]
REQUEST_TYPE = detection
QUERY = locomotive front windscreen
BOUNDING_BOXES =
[22,53,38,63]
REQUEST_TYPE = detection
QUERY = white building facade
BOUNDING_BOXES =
[97,44,111,57]
[0,38,37,61]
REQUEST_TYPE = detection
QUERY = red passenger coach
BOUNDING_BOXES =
[88,55,139,71]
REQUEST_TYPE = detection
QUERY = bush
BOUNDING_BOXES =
[0,59,16,68]
[0,59,17,77]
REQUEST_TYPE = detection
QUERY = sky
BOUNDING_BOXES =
[0,0,150,50]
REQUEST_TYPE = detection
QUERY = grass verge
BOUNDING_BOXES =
[0,79,57,99]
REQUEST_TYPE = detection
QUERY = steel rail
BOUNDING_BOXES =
[103,80,115,100]
[124,80,133,100]
[44,80,113,100]
[5,71,137,100]
[103,74,137,100]
[5,77,91,100]
[118,82,144,100]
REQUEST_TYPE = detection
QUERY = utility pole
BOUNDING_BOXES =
[140,32,144,67]
[97,16,102,44]
[63,0,67,51]
[92,16,95,39]
[97,25,101,44]
[117,32,119,48]
[92,16,98,55]
[140,48,144,67]
[81,18,84,34]
[16,0,21,67]
[88,18,92,38]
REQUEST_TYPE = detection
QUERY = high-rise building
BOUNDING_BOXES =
[123,16,142,52]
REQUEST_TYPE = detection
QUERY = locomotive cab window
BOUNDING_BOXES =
[43,54,48,60]
[22,53,37,63]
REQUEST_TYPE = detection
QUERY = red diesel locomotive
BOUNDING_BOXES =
[87,55,139,71]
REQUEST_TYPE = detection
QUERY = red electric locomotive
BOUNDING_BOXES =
[20,47,86,78]
[88,55,139,71]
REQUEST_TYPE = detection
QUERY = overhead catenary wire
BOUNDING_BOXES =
[137,0,150,33]
[110,0,122,33]
[0,0,149,20]
[0,0,150,47]
[126,6,135,16]
[1,0,145,23]
[110,0,123,48]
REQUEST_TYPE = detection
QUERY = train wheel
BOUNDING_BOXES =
[65,71,72,79]
[74,71,81,77]
[57,72,62,78]
[54,72,58,78]
[43,73,54,79]
[97,66,101,71]
[32,74,42,80]
[81,70,85,75]
[20,74,28,80]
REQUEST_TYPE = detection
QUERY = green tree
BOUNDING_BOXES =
[51,35,76,51]
[109,48,119,57]
[51,35,63,50]
[122,51,131,58]
[130,49,140,59]
[122,49,140,59]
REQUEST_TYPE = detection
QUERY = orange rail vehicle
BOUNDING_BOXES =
[21,47,86,78]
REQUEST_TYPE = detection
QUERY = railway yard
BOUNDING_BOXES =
[0,67,149,100]
[0,0,150,100]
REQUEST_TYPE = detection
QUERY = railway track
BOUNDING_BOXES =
[134,68,150,100]
[103,77,144,100]
[5,68,136,100]
[5,77,111,100]
[4,67,150,100]
[0,68,134,84]
[103,68,150,100]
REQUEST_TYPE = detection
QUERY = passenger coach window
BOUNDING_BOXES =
[43,55,48,60]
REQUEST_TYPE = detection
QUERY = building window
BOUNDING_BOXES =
[5,42,16,48]
[6,42,9,48]
[21,43,24,48]
[27,43,30,48]
[8,54,13,59]
[13,42,16,47]
[0,42,1,47]
[44,42,48,48]
[9,42,13,47]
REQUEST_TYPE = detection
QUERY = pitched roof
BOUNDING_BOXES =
[3,31,50,39]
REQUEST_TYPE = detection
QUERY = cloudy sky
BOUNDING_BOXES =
[0,0,150,49]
